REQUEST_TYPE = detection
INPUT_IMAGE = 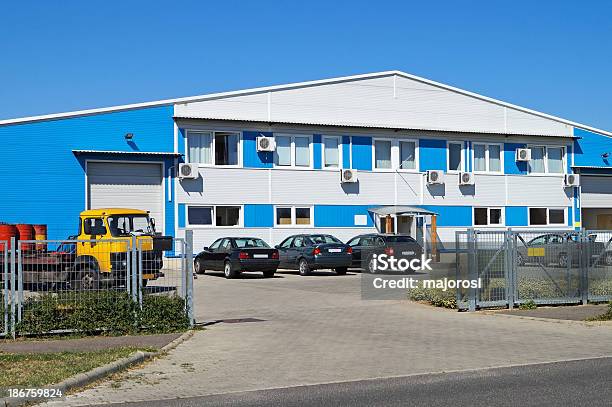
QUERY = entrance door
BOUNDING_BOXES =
[397,215,413,235]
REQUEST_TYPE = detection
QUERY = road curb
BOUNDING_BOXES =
[482,311,612,326]
[0,330,195,407]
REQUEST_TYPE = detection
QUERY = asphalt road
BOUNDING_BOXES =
[97,357,612,407]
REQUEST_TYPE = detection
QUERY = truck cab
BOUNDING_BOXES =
[75,208,167,289]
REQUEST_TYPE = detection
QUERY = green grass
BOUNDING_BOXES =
[0,346,155,390]
[586,302,612,321]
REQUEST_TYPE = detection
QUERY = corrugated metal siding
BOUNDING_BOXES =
[506,176,572,207]
[422,174,505,206]
[581,176,612,208]
[574,128,612,168]
[174,75,572,137]
[177,168,270,204]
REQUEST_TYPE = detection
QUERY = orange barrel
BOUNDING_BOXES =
[0,224,19,250]
[33,224,48,251]
[16,224,35,251]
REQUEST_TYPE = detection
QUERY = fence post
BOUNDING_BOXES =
[131,236,138,304]
[137,239,143,309]
[505,230,514,310]
[467,228,477,312]
[9,237,16,338]
[3,241,8,337]
[185,230,194,327]
[580,230,589,305]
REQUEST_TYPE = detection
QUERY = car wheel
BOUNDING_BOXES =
[72,267,99,291]
[263,270,275,278]
[224,261,239,279]
[194,258,205,275]
[558,253,569,268]
[298,259,310,276]
[335,267,347,275]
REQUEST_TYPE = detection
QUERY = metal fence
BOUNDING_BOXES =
[0,231,194,337]
[456,229,612,311]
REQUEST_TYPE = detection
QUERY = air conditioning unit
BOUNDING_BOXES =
[564,174,580,187]
[459,172,475,185]
[426,170,444,184]
[340,169,358,183]
[516,148,531,162]
[178,163,199,180]
[256,136,276,152]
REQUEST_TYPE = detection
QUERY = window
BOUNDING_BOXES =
[547,147,564,174]
[374,140,392,169]
[279,237,294,248]
[186,130,240,166]
[310,235,342,244]
[209,239,223,250]
[529,208,565,226]
[187,206,241,227]
[473,143,502,173]
[234,238,269,248]
[293,236,307,247]
[528,146,566,174]
[275,206,313,227]
[347,237,360,247]
[83,218,106,235]
[274,134,311,167]
[399,141,416,170]
[473,208,503,226]
[108,215,153,236]
[530,146,546,173]
[448,142,463,172]
[323,136,340,168]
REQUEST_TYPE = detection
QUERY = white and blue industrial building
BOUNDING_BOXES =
[0,71,611,248]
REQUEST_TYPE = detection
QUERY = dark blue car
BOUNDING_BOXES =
[275,234,352,276]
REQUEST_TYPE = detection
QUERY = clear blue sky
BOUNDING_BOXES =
[1,1,611,130]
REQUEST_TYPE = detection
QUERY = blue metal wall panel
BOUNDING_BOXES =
[418,205,472,227]
[504,143,528,175]
[243,131,273,168]
[177,127,186,159]
[178,203,186,228]
[342,136,351,168]
[313,134,322,169]
[351,136,372,171]
[573,128,612,168]
[314,205,375,227]
[0,105,175,239]
[419,139,447,172]
[505,206,528,226]
[244,204,274,227]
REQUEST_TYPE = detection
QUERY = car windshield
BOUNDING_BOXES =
[234,238,269,248]
[309,235,342,244]
[108,215,153,237]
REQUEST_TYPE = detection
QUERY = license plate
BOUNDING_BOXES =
[328,248,342,253]
[402,251,415,255]
[253,254,268,258]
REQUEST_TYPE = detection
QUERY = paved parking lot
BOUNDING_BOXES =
[49,270,612,406]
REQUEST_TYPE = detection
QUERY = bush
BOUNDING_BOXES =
[15,291,189,336]
[587,302,612,321]
[517,277,567,300]
[590,279,612,297]
[519,299,537,310]
[408,286,457,309]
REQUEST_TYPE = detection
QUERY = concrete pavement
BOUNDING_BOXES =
[46,270,612,406]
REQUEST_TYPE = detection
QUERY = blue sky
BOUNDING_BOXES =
[1,1,611,130]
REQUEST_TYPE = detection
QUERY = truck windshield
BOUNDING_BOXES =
[108,215,153,237]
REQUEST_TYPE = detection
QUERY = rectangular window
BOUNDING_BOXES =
[323,136,340,168]
[529,208,547,225]
[187,206,241,227]
[548,209,565,225]
[295,136,310,167]
[275,206,313,227]
[275,134,311,167]
[214,132,239,165]
[473,143,502,173]
[547,147,564,174]
[399,141,416,170]
[448,142,463,172]
[528,208,565,226]
[489,144,501,172]
[530,146,546,173]
[276,136,291,166]
[473,207,503,226]
[186,131,212,164]
[374,140,392,169]
[473,144,486,172]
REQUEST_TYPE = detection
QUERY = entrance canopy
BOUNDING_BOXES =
[367,206,437,217]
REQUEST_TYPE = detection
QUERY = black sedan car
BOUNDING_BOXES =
[346,234,424,273]
[194,237,279,279]
[276,234,352,276]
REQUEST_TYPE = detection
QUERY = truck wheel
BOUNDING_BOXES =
[72,267,99,291]
[263,270,275,278]
[194,258,205,274]
[224,261,239,279]
[298,259,310,276]
[335,267,348,275]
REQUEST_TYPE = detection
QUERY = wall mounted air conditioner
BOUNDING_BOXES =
[564,174,580,187]
[516,148,531,162]
[178,163,199,180]
[459,172,475,185]
[426,170,444,184]
[341,169,358,183]
[256,136,276,152]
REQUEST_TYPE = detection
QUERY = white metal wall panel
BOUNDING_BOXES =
[175,75,571,137]
[87,162,163,227]
[422,174,506,206]
[506,175,572,207]
[581,176,612,208]
[395,172,422,205]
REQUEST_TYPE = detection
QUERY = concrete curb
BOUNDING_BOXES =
[482,311,612,326]
[0,330,196,407]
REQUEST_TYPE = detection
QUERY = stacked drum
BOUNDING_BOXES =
[0,223,47,251]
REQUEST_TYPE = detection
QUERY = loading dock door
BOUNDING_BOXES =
[87,162,163,231]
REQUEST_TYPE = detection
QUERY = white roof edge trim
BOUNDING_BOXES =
[1,70,610,138]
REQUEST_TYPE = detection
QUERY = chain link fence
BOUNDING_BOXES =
[456,229,612,311]
[0,232,194,337]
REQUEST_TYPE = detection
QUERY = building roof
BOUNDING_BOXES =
[1,70,610,137]
[72,150,182,156]
[368,206,437,216]
[80,208,149,216]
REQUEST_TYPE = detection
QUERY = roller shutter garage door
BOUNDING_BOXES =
[581,176,612,208]
[87,162,163,229]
